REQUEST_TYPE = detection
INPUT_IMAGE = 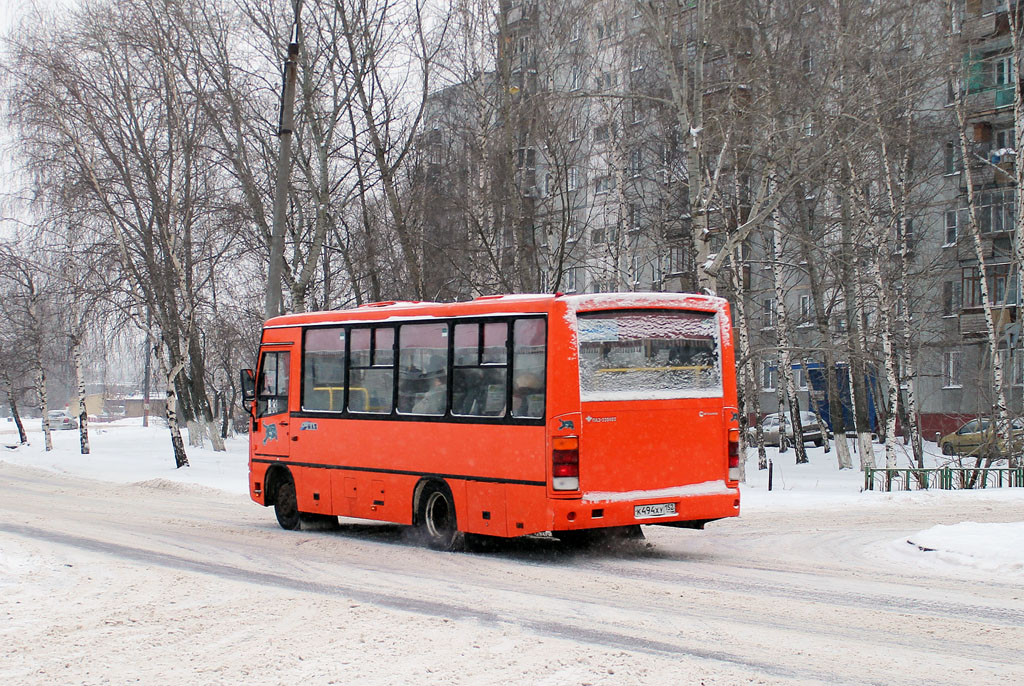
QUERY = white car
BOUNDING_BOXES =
[749,411,827,447]
[46,410,79,430]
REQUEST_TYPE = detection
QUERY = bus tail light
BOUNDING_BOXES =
[728,429,740,481]
[552,436,579,491]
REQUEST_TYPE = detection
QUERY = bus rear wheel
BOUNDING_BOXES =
[274,476,301,530]
[417,482,462,551]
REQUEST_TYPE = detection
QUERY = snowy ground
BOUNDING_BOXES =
[4,417,1022,579]
[2,418,1023,684]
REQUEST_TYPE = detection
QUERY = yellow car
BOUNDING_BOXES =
[938,418,1024,458]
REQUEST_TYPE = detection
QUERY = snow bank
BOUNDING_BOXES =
[902,521,1024,579]
[0,417,249,495]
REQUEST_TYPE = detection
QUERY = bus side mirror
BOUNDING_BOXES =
[240,369,256,403]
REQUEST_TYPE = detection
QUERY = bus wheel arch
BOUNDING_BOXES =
[413,478,463,551]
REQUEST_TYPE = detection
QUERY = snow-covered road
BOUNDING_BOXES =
[3,458,1022,685]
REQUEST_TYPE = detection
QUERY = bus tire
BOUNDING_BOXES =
[273,474,301,531]
[416,481,463,551]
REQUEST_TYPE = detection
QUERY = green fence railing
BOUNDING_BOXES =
[864,467,1024,492]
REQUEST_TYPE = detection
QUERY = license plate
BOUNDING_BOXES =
[634,502,677,519]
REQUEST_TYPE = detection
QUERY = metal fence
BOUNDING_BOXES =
[864,467,1024,492]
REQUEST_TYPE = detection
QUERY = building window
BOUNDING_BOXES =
[570,67,582,91]
[630,46,645,71]
[994,54,1014,88]
[591,227,605,245]
[994,127,1016,151]
[567,166,579,191]
[944,141,958,174]
[597,71,616,90]
[962,266,983,308]
[976,190,1015,234]
[944,210,958,245]
[632,100,645,123]
[795,364,808,391]
[594,124,610,143]
[516,147,536,169]
[569,117,581,142]
[628,203,641,232]
[630,149,642,176]
[799,294,812,323]
[942,280,961,316]
[942,350,962,389]
[762,297,777,328]
[667,246,686,274]
[631,255,642,284]
[596,19,618,40]
[761,360,777,391]
[564,266,583,293]
[569,20,581,42]
[801,46,813,74]
[566,218,579,242]
[595,175,616,194]
[1014,351,1024,386]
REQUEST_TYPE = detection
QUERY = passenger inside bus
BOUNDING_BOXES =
[512,372,544,418]
[411,374,446,415]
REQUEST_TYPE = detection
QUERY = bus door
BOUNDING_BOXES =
[254,349,291,459]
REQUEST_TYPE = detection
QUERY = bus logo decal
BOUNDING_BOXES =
[300,421,319,431]
[559,419,575,431]
[263,423,278,444]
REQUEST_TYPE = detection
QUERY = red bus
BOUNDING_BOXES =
[241,293,740,549]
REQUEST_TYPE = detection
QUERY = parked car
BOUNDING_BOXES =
[46,410,78,430]
[749,411,829,447]
[938,418,1024,457]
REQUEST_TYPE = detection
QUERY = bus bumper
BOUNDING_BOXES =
[548,488,740,532]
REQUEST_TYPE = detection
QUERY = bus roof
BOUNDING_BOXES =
[264,292,728,328]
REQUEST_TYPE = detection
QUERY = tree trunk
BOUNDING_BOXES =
[956,78,1010,471]
[1007,6,1023,469]
[838,168,875,469]
[155,339,189,468]
[72,334,90,455]
[769,222,807,464]
[795,183,852,469]
[6,384,27,445]
[728,248,756,481]
[37,362,52,452]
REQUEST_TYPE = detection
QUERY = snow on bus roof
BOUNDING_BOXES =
[560,292,732,347]
[264,294,559,328]
[265,293,730,335]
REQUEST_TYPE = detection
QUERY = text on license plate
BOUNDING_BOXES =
[634,502,677,519]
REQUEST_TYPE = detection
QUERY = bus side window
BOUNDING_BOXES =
[452,322,508,418]
[302,328,346,411]
[257,351,290,417]
[512,319,546,419]
[348,327,394,414]
[397,323,449,416]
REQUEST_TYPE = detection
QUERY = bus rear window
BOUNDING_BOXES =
[577,310,721,400]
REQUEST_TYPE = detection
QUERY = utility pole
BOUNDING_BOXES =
[265,17,301,320]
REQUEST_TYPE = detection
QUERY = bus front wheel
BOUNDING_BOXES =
[274,475,301,530]
[417,482,462,551]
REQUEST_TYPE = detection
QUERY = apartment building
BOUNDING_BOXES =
[416,0,1021,440]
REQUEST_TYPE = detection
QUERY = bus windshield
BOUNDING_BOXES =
[577,309,721,401]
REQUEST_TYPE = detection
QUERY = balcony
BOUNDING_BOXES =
[966,86,1016,114]
[959,306,1015,338]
